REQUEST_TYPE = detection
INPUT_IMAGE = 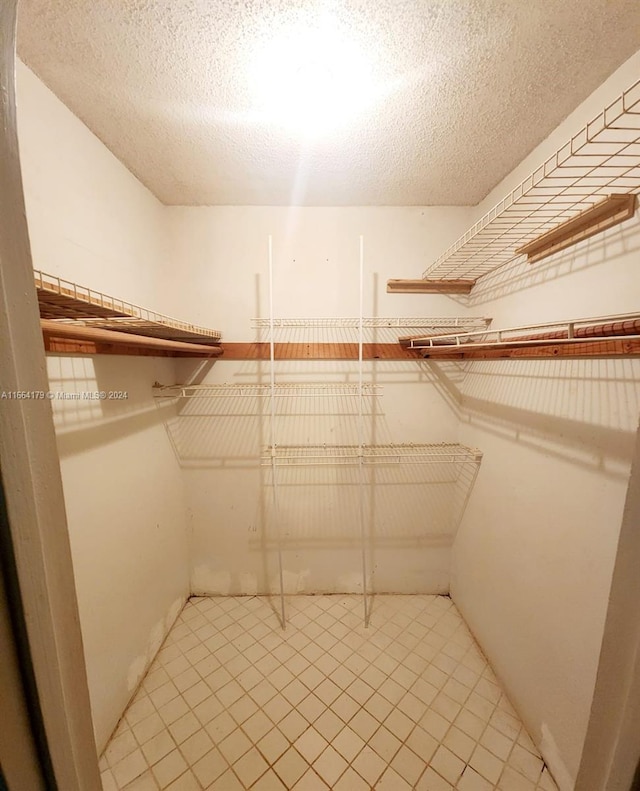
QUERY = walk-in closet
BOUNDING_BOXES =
[1,3,640,791]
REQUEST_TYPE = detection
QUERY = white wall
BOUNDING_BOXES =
[165,206,475,595]
[16,62,190,752]
[450,50,640,789]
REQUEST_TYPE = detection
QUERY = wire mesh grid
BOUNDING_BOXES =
[423,78,640,281]
[153,383,382,398]
[261,443,483,466]
[250,317,491,345]
[407,312,640,349]
[34,269,222,339]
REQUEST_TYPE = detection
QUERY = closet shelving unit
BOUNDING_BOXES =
[262,443,482,467]
[387,77,640,296]
[404,312,640,360]
[35,269,222,357]
[215,236,485,629]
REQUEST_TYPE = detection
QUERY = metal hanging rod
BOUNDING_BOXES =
[251,317,491,329]
[152,383,383,398]
[423,77,640,282]
[406,312,640,351]
[262,443,483,466]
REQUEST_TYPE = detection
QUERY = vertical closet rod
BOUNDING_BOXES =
[269,235,286,630]
[358,235,369,628]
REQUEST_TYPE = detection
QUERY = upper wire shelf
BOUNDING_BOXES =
[35,269,222,341]
[153,383,382,398]
[423,77,640,282]
[262,443,483,466]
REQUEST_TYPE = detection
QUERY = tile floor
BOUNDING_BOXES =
[100,595,559,791]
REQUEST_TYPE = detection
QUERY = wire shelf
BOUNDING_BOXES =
[407,312,640,351]
[35,269,222,341]
[252,317,491,329]
[424,77,640,281]
[153,383,382,398]
[262,443,483,466]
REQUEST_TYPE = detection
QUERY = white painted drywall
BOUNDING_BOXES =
[451,50,640,789]
[16,62,190,752]
[165,206,474,595]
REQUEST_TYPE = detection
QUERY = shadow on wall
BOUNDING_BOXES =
[434,213,640,310]
[45,355,183,457]
[427,358,640,477]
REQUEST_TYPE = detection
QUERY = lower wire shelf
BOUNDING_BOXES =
[261,443,483,467]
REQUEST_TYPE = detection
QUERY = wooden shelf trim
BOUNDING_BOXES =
[386,279,475,294]
[220,343,422,360]
[516,193,637,264]
[422,77,640,281]
[407,315,640,360]
[41,319,222,358]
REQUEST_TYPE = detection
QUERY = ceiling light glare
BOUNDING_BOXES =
[249,17,375,138]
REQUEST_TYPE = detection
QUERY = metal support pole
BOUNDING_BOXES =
[268,236,286,630]
[358,235,369,627]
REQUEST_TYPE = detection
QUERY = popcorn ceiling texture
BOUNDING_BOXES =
[17,0,640,207]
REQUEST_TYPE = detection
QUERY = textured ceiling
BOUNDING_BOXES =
[17,1,640,206]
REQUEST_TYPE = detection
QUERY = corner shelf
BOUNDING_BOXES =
[404,312,640,359]
[421,77,640,284]
[36,269,222,356]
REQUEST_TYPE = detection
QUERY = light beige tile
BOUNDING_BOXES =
[157,696,189,726]
[121,769,159,790]
[498,765,536,791]
[332,725,365,762]
[509,744,544,783]
[294,727,328,763]
[391,744,425,785]
[164,770,200,791]
[233,746,269,787]
[257,727,289,763]
[376,766,413,790]
[454,709,485,740]
[207,768,244,790]
[273,747,309,787]
[443,725,475,762]
[151,749,188,788]
[218,728,252,765]
[470,744,505,784]
[141,730,175,766]
[384,707,414,740]
[369,725,402,762]
[251,768,288,790]
[297,692,325,723]
[431,745,466,786]
[458,766,494,791]
[100,769,117,791]
[352,745,386,785]
[333,766,370,791]
[291,767,329,790]
[481,724,514,760]
[192,747,227,787]
[279,709,308,741]
[312,745,348,787]
[205,711,236,742]
[112,750,147,788]
[180,729,214,765]
[415,767,454,791]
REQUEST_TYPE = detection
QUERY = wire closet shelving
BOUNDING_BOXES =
[423,77,640,282]
[405,312,640,357]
